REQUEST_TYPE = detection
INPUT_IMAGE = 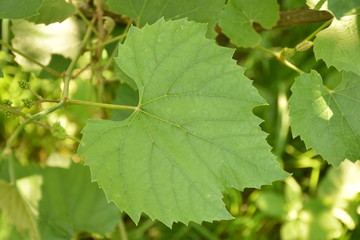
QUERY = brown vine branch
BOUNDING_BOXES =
[253,8,333,31]
[77,3,333,31]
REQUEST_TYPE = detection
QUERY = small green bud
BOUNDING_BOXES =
[18,79,30,89]
[21,98,33,109]
[2,99,12,106]
[4,111,13,118]
[280,47,296,59]
[103,16,115,33]
[51,122,68,140]
[296,40,313,52]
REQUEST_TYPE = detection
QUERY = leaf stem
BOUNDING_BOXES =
[118,218,128,240]
[67,99,137,111]
[1,19,10,62]
[76,8,99,36]
[62,17,95,99]
[255,46,305,74]
[304,18,333,42]
[0,40,62,78]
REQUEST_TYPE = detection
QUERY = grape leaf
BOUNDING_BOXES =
[38,164,121,240]
[27,0,75,25]
[313,15,360,76]
[328,0,360,18]
[78,19,289,226]
[307,0,360,18]
[106,0,224,37]
[0,180,40,240]
[218,0,279,47]
[0,0,42,19]
[0,67,3,78]
[112,83,139,121]
[306,0,327,10]
[0,213,30,240]
[289,70,360,166]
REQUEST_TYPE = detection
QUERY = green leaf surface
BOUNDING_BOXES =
[328,0,360,18]
[106,0,225,37]
[0,180,40,240]
[27,0,75,25]
[111,83,139,121]
[0,213,30,240]
[289,70,360,166]
[314,15,360,76]
[0,67,3,78]
[78,19,289,226]
[38,164,121,240]
[218,0,279,47]
[0,0,42,19]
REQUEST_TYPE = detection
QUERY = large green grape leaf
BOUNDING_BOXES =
[0,0,42,19]
[37,164,121,240]
[27,0,75,25]
[0,180,40,240]
[218,0,279,47]
[289,71,360,166]
[111,83,139,121]
[78,19,289,226]
[106,0,224,37]
[313,15,360,76]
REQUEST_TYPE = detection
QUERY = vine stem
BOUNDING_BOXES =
[62,17,95,99]
[68,99,136,110]
[43,99,137,111]
[304,18,333,42]
[255,46,305,74]
[0,40,62,78]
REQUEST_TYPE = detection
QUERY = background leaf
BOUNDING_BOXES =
[328,0,360,19]
[0,180,40,240]
[289,70,360,166]
[218,0,279,47]
[106,0,225,37]
[37,164,121,240]
[27,0,75,25]
[0,0,42,19]
[313,15,360,76]
[78,19,288,226]
[111,83,139,121]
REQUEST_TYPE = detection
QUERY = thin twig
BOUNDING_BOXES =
[0,40,62,78]
[62,17,95,99]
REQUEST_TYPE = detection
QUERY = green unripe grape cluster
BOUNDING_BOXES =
[1,99,13,118]
[51,122,68,140]
[2,99,13,106]
[21,98,33,109]
[18,79,30,89]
